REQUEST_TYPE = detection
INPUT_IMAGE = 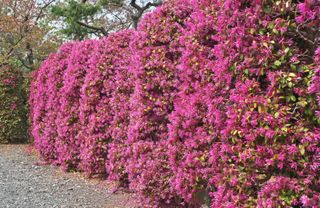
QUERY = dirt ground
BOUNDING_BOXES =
[0,145,136,208]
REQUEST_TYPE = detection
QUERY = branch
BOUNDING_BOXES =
[0,62,9,68]
[131,0,162,13]
[295,25,316,46]
[6,36,25,57]
[130,0,142,11]
[17,55,33,70]
[76,21,109,36]
[36,0,57,22]
[130,0,163,29]
[144,0,162,11]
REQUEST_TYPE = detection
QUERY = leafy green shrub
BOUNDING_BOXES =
[0,65,28,143]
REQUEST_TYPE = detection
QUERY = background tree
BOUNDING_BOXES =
[50,0,162,40]
[0,0,62,145]
[0,0,61,71]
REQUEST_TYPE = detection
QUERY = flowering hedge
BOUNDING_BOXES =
[126,2,193,206]
[0,65,27,144]
[30,43,74,162]
[30,0,320,207]
[78,31,135,176]
[168,1,320,207]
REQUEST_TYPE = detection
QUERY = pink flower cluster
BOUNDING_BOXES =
[310,48,320,117]
[30,0,320,207]
[296,0,320,23]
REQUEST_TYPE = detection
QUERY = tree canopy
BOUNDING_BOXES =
[50,0,162,40]
[0,0,61,71]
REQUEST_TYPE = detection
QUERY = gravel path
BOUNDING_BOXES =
[0,145,135,208]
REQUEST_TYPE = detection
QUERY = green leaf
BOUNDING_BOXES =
[284,48,290,54]
[290,95,296,102]
[259,28,266,35]
[297,101,308,107]
[299,144,305,155]
[274,60,282,67]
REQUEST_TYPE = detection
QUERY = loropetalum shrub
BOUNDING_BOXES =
[168,1,320,207]
[30,0,320,207]
[56,40,97,171]
[102,30,135,182]
[32,44,74,162]
[30,63,48,150]
[30,56,52,159]
[126,1,193,206]
[167,1,222,204]
[0,65,27,143]
[311,48,320,118]
[77,39,108,175]
[78,31,135,176]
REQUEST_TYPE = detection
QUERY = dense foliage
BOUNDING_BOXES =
[30,0,320,207]
[0,65,27,143]
[50,0,162,40]
[0,0,61,71]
